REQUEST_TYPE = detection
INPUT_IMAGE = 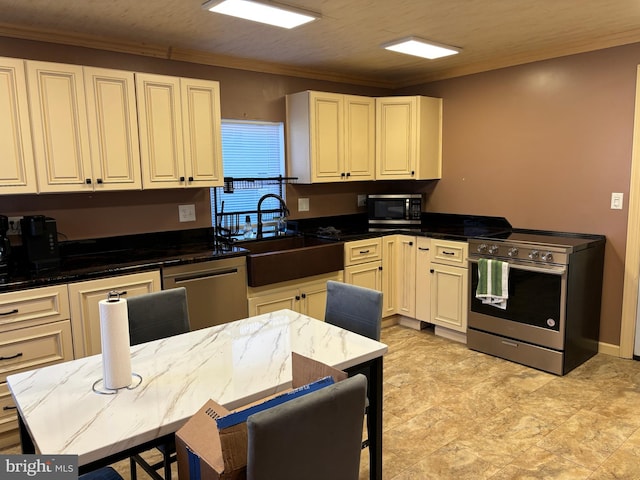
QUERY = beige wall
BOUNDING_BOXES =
[0,36,637,347]
[402,43,640,347]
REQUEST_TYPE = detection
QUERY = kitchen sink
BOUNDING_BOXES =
[243,236,344,287]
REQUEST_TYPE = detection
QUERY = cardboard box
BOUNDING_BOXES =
[176,352,347,480]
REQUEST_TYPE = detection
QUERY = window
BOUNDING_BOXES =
[211,120,285,230]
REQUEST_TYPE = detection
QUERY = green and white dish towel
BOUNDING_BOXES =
[476,258,509,309]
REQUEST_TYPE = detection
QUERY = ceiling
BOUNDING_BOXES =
[1,0,640,88]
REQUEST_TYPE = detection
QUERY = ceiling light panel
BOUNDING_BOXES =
[203,0,319,29]
[383,37,461,60]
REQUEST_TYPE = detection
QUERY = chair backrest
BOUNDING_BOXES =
[246,374,367,480]
[324,280,382,341]
[127,287,191,345]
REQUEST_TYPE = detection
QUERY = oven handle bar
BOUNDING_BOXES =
[468,257,566,275]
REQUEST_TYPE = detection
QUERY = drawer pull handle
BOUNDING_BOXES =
[418,247,429,251]
[359,250,370,254]
[502,340,519,348]
[0,352,22,361]
[0,309,18,316]
[442,251,455,256]
[3,405,16,411]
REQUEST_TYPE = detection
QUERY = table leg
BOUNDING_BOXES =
[347,356,383,480]
[18,414,35,454]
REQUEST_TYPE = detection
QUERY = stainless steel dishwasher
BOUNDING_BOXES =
[161,256,248,330]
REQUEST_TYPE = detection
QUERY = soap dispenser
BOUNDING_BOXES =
[243,216,254,239]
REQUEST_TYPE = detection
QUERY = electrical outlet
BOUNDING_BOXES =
[611,192,624,210]
[357,194,367,207]
[178,204,196,222]
[7,216,22,235]
[298,198,310,212]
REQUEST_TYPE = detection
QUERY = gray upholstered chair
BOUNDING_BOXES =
[246,374,368,480]
[79,467,124,480]
[127,287,191,480]
[324,280,382,451]
[324,280,383,341]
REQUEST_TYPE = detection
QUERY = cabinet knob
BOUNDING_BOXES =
[188,176,194,182]
[86,178,92,184]
[411,171,415,176]
[409,241,413,246]
[179,176,185,182]
[346,172,351,177]
[96,178,103,184]
[430,269,434,274]
[301,293,307,299]
[378,266,382,270]
[340,172,346,177]
[295,295,300,301]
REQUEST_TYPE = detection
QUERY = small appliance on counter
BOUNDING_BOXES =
[367,193,422,230]
[21,215,60,271]
[0,215,11,276]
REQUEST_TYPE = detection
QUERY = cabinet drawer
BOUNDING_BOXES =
[344,238,382,265]
[0,383,17,431]
[431,240,468,267]
[0,285,70,332]
[0,320,73,383]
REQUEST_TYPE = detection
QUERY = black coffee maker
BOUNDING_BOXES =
[0,216,11,275]
[21,215,60,271]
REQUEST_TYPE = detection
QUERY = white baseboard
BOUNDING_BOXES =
[398,317,425,330]
[434,326,467,344]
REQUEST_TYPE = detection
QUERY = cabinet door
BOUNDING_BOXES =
[396,236,416,318]
[248,288,300,316]
[300,279,330,320]
[27,61,93,192]
[381,235,397,318]
[344,261,382,291]
[68,271,161,358]
[344,95,374,181]
[310,92,343,182]
[430,263,468,332]
[136,73,185,189]
[181,78,223,187]
[415,238,431,322]
[0,57,37,194]
[376,97,417,179]
[84,67,142,190]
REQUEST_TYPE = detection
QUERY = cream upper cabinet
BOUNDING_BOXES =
[286,91,375,183]
[83,67,142,190]
[375,96,442,180]
[26,61,141,192]
[0,57,37,194]
[27,61,93,193]
[136,73,223,189]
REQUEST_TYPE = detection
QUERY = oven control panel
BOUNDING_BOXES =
[471,242,568,265]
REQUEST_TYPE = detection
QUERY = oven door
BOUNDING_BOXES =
[468,257,567,350]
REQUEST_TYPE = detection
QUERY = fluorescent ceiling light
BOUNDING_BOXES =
[203,0,319,29]
[383,37,461,60]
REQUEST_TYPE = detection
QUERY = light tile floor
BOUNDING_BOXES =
[6,323,640,479]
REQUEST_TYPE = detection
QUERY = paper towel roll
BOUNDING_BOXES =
[99,295,132,390]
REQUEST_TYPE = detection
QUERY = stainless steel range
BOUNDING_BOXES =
[467,229,605,375]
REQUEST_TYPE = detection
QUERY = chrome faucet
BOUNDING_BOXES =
[257,194,290,238]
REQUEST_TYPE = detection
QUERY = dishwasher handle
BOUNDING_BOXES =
[170,268,239,284]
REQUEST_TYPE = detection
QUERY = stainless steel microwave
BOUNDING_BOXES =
[367,194,422,227]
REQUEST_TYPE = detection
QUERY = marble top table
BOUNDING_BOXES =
[7,309,387,476]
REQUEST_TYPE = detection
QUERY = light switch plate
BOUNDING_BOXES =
[357,194,367,207]
[178,204,196,222]
[298,198,310,212]
[611,192,623,210]
[7,216,22,235]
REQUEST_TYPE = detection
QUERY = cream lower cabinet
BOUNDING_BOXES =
[136,73,223,189]
[381,236,397,317]
[375,96,442,180]
[68,270,161,358]
[26,61,141,192]
[415,237,431,322]
[0,57,37,194]
[429,239,469,333]
[247,272,343,319]
[396,235,417,318]
[0,285,73,447]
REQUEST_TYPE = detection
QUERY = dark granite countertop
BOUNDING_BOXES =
[0,213,513,294]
